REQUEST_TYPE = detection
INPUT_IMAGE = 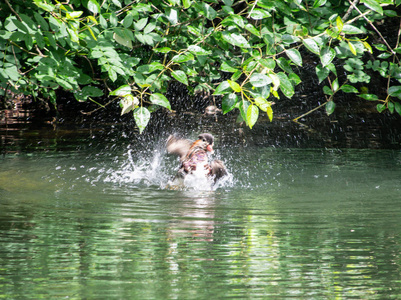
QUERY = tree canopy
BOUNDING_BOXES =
[1,0,401,132]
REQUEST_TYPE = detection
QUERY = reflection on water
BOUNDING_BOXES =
[1,145,401,299]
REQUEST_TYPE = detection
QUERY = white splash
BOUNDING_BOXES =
[103,148,233,191]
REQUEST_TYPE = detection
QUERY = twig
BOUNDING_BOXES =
[4,0,22,22]
[348,0,395,55]
[342,0,359,22]
[292,100,330,122]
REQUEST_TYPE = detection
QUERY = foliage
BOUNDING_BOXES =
[1,0,401,132]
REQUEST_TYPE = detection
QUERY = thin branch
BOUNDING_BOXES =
[342,0,359,22]
[348,0,395,55]
[4,0,22,22]
[292,99,331,122]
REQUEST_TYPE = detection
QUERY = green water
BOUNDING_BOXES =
[1,141,401,299]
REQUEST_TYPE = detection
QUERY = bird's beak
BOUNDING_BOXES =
[206,144,214,154]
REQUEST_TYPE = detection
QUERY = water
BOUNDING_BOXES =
[1,136,401,299]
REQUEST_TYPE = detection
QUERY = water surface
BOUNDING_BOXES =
[1,139,401,299]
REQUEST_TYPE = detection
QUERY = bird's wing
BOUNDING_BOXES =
[166,135,193,161]
[210,159,227,181]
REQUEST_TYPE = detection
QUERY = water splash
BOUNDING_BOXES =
[103,147,234,191]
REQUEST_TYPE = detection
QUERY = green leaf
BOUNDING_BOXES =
[87,0,100,14]
[323,86,333,95]
[303,38,320,55]
[285,49,303,66]
[120,95,138,115]
[376,103,386,112]
[266,106,273,122]
[388,101,395,113]
[34,12,49,31]
[171,70,188,85]
[81,86,104,99]
[326,101,336,115]
[320,47,336,67]
[238,100,250,124]
[134,107,151,133]
[361,0,383,15]
[276,72,294,98]
[388,86,401,98]
[250,73,272,87]
[188,45,212,55]
[342,24,364,34]
[113,32,132,48]
[313,0,327,7]
[228,79,241,92]
[244,24,260,37]
[154,47,171,53]
[200,2,217,20]
[110,85,131,96]
[171,52,194,63]
[150,93,171,110]
[222,93,238,114]
[394,102,401,116]
[378,53,392,59]
[348,41,357,55]
[340,85,358,93]
[222,32,251,48]
[220,61,237,72]
[134,18,148,31]
[373,43,387,51]
[213,81,231,95]
[336,16,343,32]
[249,9,271,20]
[246,105,259,129]
[358,93,379,101]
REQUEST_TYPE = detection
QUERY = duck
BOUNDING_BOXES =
[166,133,227,188]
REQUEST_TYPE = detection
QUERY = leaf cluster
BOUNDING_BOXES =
[1,0,401,132]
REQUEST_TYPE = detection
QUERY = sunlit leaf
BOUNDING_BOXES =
[285,48,303,66]
[249,9,271,20]
[336,16,343,32]
[348,41,357,56]
[320,47,336,67]
[220,61,237,72]
[303,38,320,55]
[361,0,383,15]
[246,105,259,129]
[150,93,171,110]
[358,93,379,101]
[222,32,251,48]
[276,72,294,98]
[213,81,231,95]
[171,70,188,85]
[342,24,364,34]
[188,45,212,55]
[250,73,272,87]
[266,106,273,121]
[110,85,131,96]
[228,79,242,92]
[87,0,100,14]
[134,107,151,133]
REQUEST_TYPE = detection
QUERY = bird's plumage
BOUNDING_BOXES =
[166,133,227,188]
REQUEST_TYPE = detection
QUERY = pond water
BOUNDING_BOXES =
[1,131,401,299]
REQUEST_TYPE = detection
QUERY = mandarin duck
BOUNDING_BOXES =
[166,133,227,187]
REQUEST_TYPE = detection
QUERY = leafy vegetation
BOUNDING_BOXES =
[1,0,401,132]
